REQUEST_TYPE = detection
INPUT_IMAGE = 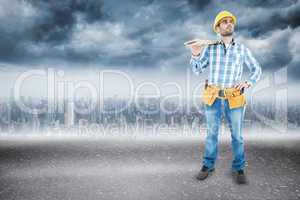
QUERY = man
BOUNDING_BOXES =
[188,10,262,184]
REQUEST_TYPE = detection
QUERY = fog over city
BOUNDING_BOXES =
[1,1,299,122]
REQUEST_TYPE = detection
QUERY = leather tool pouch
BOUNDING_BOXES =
[226,90,246,109]
[201,86,218,106]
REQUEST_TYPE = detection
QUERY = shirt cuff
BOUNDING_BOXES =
[191,54,201,59]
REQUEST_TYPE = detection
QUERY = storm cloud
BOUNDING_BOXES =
[0,0,299,80]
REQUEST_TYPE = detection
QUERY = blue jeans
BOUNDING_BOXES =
[203,97,246,171]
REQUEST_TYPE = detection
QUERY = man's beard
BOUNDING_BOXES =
[220,27,234,36]
[220,31,233,37]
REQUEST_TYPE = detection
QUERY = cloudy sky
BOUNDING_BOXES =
[0,0,299,97]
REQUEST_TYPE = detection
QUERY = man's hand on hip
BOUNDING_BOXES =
[234,82,251,90]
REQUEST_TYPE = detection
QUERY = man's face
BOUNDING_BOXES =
[216,17,235,36]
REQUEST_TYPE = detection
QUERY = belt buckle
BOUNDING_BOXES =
[218,89,225,97]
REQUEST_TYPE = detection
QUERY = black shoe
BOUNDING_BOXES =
[234,169,247,184]
[196,166,214,180]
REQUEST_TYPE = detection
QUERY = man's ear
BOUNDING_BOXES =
[215,26,220,33]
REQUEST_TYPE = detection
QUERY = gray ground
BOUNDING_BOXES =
[0,134,299,200]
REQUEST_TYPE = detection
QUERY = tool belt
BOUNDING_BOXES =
[201,84,246,109]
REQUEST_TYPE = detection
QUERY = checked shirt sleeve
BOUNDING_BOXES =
[244,46,262,86]
[190,46,209,75]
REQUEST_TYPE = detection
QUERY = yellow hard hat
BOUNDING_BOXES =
[213,10,237,33]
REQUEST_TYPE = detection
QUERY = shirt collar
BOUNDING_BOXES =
[218,38,235,46]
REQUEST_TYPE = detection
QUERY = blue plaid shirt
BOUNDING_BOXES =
[190,39,262,88]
